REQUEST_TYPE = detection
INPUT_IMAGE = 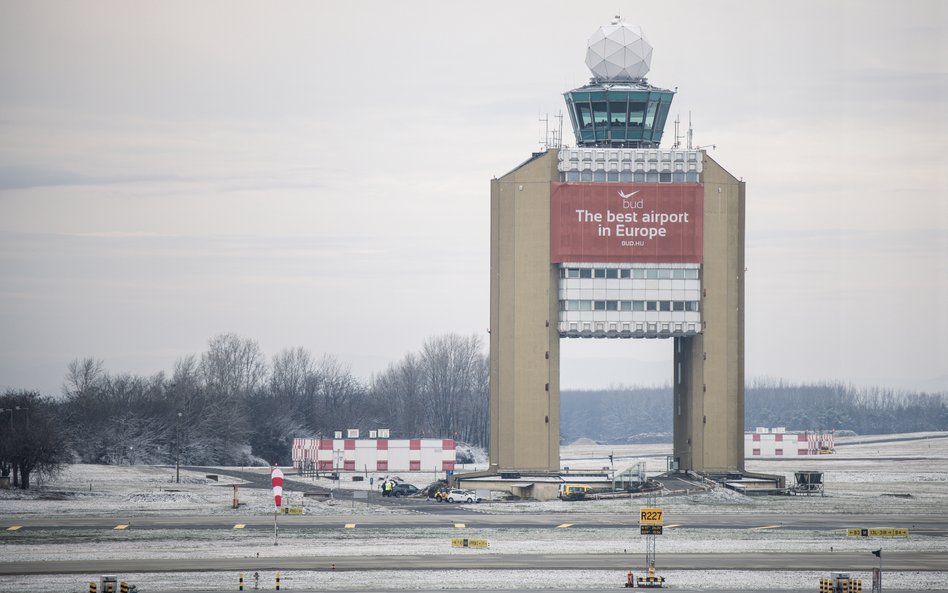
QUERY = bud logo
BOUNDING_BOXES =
[619,188,644,210]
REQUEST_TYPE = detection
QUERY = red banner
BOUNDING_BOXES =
[550,183,703,263]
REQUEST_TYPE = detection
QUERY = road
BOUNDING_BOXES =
[2,551,944,575]
[4,511,947,535]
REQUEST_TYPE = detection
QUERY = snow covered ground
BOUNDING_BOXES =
[2,569,945,593]
[1,432,946,591]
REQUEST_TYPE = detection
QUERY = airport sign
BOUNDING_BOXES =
[639,507,664,525]
[847,528,908,537]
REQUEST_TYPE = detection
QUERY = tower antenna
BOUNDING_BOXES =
[539,112,549,151]
[687,111,694,150]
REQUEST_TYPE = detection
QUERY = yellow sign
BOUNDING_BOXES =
[639,508,664,525]
[847,528,908,537]
[451,538,489,549]
[281,507,305,515]
[871,528,908,537]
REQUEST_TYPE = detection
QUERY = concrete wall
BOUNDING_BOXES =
[673,154,745,472]
[490,149,744,475]
[489,151,561,471]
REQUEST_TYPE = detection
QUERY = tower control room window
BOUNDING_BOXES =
[576,104,593,128]
[644,102,658,129]
[592,102,609,126]
[609,102,627,126]
[629,102,646,126]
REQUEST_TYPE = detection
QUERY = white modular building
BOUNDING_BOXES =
[291,438,456,473]
[745,427,835,458]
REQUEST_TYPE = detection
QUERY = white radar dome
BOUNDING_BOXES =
[585,17,653,81]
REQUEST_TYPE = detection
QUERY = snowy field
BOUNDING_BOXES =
[1,432,946,591]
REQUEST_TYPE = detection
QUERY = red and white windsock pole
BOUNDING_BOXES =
[271,466,284,546]
[271,466,284,508]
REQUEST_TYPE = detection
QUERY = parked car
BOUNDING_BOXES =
[446,488,476,503]
[392,483,419,497]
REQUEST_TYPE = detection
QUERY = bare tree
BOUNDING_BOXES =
[315,355,364,434]
[270,347,319,406]
[200,333,267,398]
[1,391,68,489]
[371,352,426,437]
[420,333,485,442]
[63,357,105,398]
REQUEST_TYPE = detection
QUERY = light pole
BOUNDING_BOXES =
[0,406,28,431]
[872,548,882,592]
[1,406,28,488]
[175,412,182,484]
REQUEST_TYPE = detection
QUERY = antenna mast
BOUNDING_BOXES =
[687,111,694,150]
[539,112,565,151]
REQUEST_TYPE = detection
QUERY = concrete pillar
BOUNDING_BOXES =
[672,155,745,472]
[489,150,561,471]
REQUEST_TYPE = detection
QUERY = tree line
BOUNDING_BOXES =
[0,332,489,488]
[4,335,946,488]
[562,378,948,444]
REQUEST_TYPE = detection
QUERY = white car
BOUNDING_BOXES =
[446,488,476,503]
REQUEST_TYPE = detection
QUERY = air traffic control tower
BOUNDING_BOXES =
[489,18,745,474]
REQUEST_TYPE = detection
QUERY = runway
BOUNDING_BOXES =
[1,551,944,575]
[3,511,946,535]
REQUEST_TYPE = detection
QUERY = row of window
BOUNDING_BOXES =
[561,321,698,334]
[561,267,700,280]
[561,170,700,184]
[563,150,699,163]
[560,299,700,312]
[575,101,659,129]
[562,161,698,172]
[750,449,810,456]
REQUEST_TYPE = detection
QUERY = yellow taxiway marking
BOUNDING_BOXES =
[751,524,782,531]
[233,524,246,529]
[114,524,129,530]
[454,523,466,529]
[556,523,573,528]
[344,523,356,529]
[6,526,22,531]
[664,524,683,529]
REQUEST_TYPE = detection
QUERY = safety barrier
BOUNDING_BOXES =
[820,576,863,592]
[636,574,666,588]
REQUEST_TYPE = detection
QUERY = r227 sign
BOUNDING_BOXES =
[639,508,663,525]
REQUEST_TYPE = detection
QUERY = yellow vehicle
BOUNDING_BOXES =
[559,484,591,501]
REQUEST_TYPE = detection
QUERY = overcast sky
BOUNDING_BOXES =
[1,1,946,395]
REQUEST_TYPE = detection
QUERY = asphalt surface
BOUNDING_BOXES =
[3,551,945,575]
[4,511,947,535]
[143,590,919,593]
